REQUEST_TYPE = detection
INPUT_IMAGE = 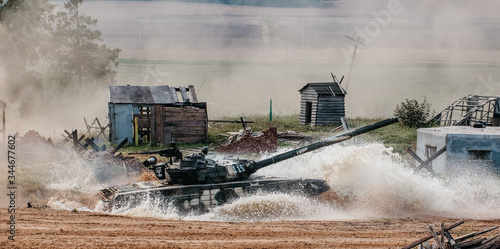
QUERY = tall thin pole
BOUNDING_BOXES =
[344,36,366,91]
[301,24,304,48]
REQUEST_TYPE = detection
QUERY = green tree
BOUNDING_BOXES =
[0,0,54,117]
[1,0,120,118]
[49,0,120,90]
[0,0,54,65]
[394,98,432,128]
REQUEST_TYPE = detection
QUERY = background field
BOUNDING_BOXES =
[115,59,500,119]
[86,0,500,119]
[6,0,500,135]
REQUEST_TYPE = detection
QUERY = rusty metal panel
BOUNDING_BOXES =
[109,85,177,104]
[150,85,174,104]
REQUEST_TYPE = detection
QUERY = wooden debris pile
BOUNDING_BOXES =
[62,128,144,176]
[217,127,277,154]
[403,220,500,249]
[215,117,277,154]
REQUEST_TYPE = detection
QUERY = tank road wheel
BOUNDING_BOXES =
[215,189,238,205]
[192,202,206,214]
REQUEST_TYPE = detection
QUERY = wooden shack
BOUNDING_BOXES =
[108,85,207,145]
[299,81,346,126]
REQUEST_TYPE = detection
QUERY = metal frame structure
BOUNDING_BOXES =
[432,95,499,126]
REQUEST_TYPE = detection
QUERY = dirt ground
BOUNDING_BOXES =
[1,208,499,249]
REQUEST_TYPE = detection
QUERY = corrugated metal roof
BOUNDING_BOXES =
[298,82,346,96]
[109,85,182,104]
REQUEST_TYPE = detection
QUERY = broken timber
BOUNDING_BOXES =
[84,137,106,152]
[64,130,87,151]
[403,220,464,249]
[403,220,500,249]
[110,138,128,155]
[84,117,109,139]
[63,129,107,152]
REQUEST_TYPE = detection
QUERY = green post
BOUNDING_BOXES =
[134,117,139,146]
[269,99,273,122]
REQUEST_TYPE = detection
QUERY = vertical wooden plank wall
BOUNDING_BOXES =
[300,88,318,125]
[151,105,165,144]
[315,96,345,126]
[300,89,345,126]
[164,106,207,143]
[150,104,207,144]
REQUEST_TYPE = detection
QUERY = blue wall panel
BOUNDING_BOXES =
[109,103,134,144]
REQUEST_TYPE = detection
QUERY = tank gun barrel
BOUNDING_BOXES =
[247,117,398,173]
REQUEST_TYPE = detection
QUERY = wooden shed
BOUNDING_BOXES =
[108,85,207,145]
[299,81,346,126]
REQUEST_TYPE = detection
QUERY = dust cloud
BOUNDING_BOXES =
[2,0,500,136]
[81,0,500,119]
[2,0,500,225]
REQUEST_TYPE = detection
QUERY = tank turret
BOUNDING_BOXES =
[149,117,398,185]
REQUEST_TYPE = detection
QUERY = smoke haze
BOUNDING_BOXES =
[2,1,500,224]
[82,0,500,120]
[2,0,500,134]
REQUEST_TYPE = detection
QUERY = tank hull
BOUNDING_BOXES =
[98,178,330,213]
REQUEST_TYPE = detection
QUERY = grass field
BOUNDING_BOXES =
[119,114,416,160]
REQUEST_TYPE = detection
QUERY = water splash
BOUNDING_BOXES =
[107,195,182,220]
[190,193,349,222]
[257,142,500,219]
[41,142,500,221]
[47,197,94,212]
[25,152,130,212]
[48,157,101,192]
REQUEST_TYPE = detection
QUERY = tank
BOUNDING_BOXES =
[98,117,398,212]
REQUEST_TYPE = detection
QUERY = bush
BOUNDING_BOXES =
[394,99,432,128]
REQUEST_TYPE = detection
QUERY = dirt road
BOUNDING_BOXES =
[2,208,499,249]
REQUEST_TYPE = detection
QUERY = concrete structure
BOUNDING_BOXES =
[299,81,346,126]
[417,126,500,173]
[108,85,207,145]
